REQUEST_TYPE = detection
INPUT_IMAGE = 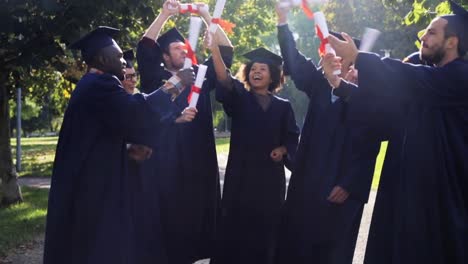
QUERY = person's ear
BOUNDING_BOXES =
[446,36,459,50]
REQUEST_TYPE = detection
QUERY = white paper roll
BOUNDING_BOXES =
[359,27,381,52]
[188,65,208,108]
[180,3,197,12]
[212,0,226,18]
[314,12,330,38]
[189,93,200,108]
[188,17,203,51]
[183,58,192,69]
[194,65,208,87]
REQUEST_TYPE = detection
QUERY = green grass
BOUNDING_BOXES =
[9,136,386,189]
[0,187,49,257]
[11,137,57,178]
[215,137,230,155]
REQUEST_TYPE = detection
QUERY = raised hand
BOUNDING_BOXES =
[195,2,210,21]
[328,32,359,65]
[162,0,180,17]
[275,1,291,24]
[176,68,195,87]
[322,53,342,88]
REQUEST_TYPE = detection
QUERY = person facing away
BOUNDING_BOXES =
[207,30,300,264]
[274,3,379,264]
[328,1,468,263]
[43,26,196,264]
[136,1,234,263]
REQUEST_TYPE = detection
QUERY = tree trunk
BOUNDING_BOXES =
[0,77,23,207]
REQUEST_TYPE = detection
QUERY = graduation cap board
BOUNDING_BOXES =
[243,47,283,67]
[123,49,135,68]
[157,27,185,51]
[329,31,361,49]
[442,0,468,53]
[69,26,120,63]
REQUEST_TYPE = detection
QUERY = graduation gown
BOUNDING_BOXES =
[137,37,233,263]
[275,25,379,264]
[43,73,173,264]
[211,76,299,264]
[355,53,468,264]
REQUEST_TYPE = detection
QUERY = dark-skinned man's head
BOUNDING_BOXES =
[70,26,126,80]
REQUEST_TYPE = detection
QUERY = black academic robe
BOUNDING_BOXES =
[356,53,468,264]
[137,37,233,263]
[43,73,173,264]
[211,77,299,264]
[275,25,379,264]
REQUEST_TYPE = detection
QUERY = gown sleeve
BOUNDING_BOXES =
[277,24,330,99]
[355,52,468,106]
[136,37,166,93]
[282,101,300,170]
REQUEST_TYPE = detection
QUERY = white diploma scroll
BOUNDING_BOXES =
[188,65,208,108]
[314,11,341,75]
[209,0,226,34]
[359,27,381,52]
[184,17,203,69]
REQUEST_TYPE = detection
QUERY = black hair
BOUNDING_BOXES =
[242,61,284,93]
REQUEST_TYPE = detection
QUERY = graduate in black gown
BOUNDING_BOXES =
[206,28,300,263]
[329,1,468,262]
[43,26,197,264]
[136,1,233,263]
[273,4,380,263]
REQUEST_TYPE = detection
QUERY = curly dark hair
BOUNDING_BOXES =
[242,61,284,93]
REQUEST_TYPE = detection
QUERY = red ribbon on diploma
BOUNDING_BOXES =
[180,5,198,14]
[301,0,314,19]
[315,25,328,57]
[187,85,202,103]
[185,39,198,65]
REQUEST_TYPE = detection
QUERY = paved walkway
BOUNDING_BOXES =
[5,154,376,264]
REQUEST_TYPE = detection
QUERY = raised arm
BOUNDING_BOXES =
[137,1,179,93]
[275,2,328,98]
[143,0,179,40]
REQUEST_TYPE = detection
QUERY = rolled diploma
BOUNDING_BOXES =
[189,65,208,108]
[314,11,341,75]
[184,17,203,69]
[209,0,226,34]
[359,27,381,52]
[180,3,198,13]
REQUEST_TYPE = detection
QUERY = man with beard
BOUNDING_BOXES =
[136,1,233,263]
[43,26,196,264]
[329,1,468,263]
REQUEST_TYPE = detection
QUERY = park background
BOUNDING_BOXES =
[0,0,466,261]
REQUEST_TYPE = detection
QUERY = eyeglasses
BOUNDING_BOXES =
[124,73,138,80]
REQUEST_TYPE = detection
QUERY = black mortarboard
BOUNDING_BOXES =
[329,31,361,48]
[157,27,185,51]
[123,49,135,68]
[442,0,468,54]
[403,51,427,65]
[243,47,283,67]
[69,26,120,63]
